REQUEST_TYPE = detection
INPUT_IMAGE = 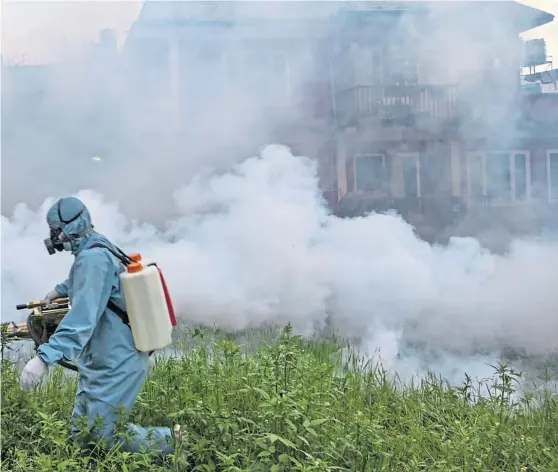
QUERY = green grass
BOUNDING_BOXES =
[1,324,557,471]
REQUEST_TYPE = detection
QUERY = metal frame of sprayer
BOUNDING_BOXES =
[4,298,77,371]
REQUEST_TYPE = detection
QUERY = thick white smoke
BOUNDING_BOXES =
[3,1,557,388]
[3,144,558,385]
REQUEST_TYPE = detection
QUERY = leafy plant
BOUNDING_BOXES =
[2,325,557,471]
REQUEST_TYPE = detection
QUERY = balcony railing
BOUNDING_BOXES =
[335,85,458,127]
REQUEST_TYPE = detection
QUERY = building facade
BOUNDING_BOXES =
[122,1,557,242]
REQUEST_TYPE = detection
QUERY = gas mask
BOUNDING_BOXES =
[44,227,73,255]
[44,199,85,255]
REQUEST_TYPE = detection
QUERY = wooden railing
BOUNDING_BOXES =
[335,85,458,127]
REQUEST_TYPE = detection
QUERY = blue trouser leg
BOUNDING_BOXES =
[71,392,175,455]
[124,424,175,454]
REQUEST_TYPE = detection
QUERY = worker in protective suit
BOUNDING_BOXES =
[19,196,179,454]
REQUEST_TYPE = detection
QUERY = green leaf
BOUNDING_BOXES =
[310,418,328,427]
[268,434,296,449]
[253,387,270,400]
[285,418,298,433]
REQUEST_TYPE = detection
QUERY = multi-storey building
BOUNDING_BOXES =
[117,1,558,239]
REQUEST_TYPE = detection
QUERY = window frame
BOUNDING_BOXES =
[353,153,387,193]
[466,150,531,205]
[398,152,421,198]
[546,149,558,203]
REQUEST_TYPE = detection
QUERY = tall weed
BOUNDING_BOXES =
[2,325,557,471]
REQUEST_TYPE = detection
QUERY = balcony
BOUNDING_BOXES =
[335,85,458,128]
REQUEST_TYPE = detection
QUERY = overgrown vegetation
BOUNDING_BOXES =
[2,324,557,471]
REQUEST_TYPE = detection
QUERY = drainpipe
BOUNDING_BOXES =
[327,38,338,128]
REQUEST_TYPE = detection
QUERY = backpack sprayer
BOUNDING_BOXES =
[2,246,178,372]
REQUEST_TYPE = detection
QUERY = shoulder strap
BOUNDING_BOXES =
[106,299,130,326]
[88,242,130,325]
[88,241,135,266]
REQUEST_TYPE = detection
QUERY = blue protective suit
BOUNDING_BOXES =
[36,197,174,454]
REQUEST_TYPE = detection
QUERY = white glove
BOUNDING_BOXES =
[20,356,48,391]
[44,289,60,303]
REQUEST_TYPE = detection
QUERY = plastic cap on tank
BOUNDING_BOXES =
[129,253,142,262]
[127,262,144,273]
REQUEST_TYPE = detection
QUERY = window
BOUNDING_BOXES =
[469,153,484,199]
[419,149,450,197]
[547,150,558,201]
[384,44,418,85]
[486,152,511,201]
[467,151,531,204]
[514,153,528,201]
[225,50,290,105]
[400,153,420,198]
[354,154,386,192]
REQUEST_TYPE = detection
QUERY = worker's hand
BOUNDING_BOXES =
[44,289,60,303]
[20,356,48,391]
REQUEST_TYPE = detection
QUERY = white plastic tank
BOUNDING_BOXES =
[120,261,173,352]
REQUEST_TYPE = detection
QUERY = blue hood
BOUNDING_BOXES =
[46,197,109,255]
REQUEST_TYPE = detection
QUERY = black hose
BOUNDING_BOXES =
[26,313,78,372]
